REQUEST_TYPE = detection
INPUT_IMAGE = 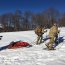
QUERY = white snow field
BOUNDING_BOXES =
[0,27,65,65]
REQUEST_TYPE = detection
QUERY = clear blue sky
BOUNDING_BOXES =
[0,0,65,15]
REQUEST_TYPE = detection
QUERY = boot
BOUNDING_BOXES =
[48,47,56,50]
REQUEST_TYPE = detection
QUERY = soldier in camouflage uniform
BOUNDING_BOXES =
[35,25,47,45]
[45,23,60,50]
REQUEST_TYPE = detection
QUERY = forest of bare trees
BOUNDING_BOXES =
[0,8,65,32]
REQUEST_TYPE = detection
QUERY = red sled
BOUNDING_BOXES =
[8,41,32,49]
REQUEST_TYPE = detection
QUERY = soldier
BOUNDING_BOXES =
[35,25,47,45]
[45,23,60,50]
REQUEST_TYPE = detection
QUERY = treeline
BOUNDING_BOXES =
[0,8,65,32]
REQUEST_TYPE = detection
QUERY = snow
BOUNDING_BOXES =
[0,27,65,65]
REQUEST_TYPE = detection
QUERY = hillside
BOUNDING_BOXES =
[0,27,65,65]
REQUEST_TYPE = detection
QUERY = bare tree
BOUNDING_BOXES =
[43,8,60,28]
[13,10,23,31]
[23,11,32,30]
[60,12,65,26]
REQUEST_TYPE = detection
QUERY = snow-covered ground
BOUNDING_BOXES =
[0,27,65,65]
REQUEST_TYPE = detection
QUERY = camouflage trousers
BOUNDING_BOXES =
[36,35,43,45]
[46,37,55,49]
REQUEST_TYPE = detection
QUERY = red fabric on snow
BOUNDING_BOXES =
[8,42,30,49]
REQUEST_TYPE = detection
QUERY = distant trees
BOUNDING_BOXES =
[60,13,65,27]
[23,11,31,30]
[0,8,65,32]
[43,8,60,28]
[1,13,15,32]
[13,10,22,31]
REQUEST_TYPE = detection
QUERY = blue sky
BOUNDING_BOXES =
[0,0,65,15]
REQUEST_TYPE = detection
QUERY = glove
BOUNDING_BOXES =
[42,33,44,34]
[58,30,60,33]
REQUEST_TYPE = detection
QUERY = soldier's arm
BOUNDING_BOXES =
[42,29,47,34]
